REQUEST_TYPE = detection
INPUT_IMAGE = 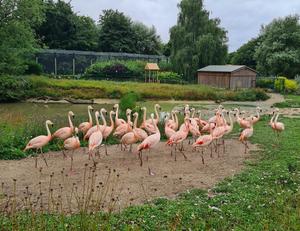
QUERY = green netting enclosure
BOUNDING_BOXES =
[36,49,167,75]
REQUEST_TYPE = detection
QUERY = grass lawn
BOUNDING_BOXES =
[27,76,269,101]
[274,94,300,108]
[1,116,300,230]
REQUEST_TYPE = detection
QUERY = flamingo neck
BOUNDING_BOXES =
[175,113,178,125]
[46,122,51,137]
[88,108,93,124]
[191,110,195,118]
[270,113,276,124]
[95,113,100,130]
[100,110,107,126]
[115,105,119,120]
[274,113,280,123]
[154,106,159,121]
[127,113,131,124]
[256,109,260,119]
[109,112,114,129]
[229,113,233,129]
[68,114,74,130]
[133,115,138,129]
[171,112,175,122]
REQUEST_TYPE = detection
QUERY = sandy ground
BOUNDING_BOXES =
[0,139,258,213]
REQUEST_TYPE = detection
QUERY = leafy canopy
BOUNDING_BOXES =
[169,0,228,81]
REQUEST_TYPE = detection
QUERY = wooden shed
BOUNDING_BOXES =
[197,65,257,89]
[144,63,160,83]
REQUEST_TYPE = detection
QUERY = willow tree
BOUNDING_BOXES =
[169,0,228,82]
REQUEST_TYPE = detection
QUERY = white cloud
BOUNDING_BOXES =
[67,0,300,51]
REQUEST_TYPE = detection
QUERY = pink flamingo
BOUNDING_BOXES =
[195,110,208,129]
[137,113,161,174]
[192,122,215,164]
[132,112,148,142]
[269,108,285,138]
[142,104,161,134]
[102,110,116,155]
[113,104,126,127]
[121,131,138,152]
[166,119,190,161]
[84,108,107,141]
[78,105,94,135]
[248,107,262,125]
[52,111,75,140]
[88,111,103,163]
[113,109,132,138]
[63,127,80,171]
[24,120,54,168]
[165,111,177,130]
[234,108,251,128]
[164,114,176,139]
[239,119,254,154]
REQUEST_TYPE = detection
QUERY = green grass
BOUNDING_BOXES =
[274,94,300,108]
[27,75,269,101]
[1,116,300,230]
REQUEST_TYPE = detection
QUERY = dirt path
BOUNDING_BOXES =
[0,140,258,213]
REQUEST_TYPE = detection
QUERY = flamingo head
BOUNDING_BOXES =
[46,120,54,127]
[69,111,75,119]
[155,104,161,111]
[74,127,79,135]
[88,105,94,111]
[113,104,119,110]
[218,105,224,110]
[150,113,155,119]
[95,111,100,119]
[191,108,195,113]
[141,107,146,112]
[101,108,108,116]
[133,112,138,118]
[126,109,132,116]
[110,111,116,116]
[256,106,262,113]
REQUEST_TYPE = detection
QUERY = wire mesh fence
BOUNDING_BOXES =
[36,49,168,76]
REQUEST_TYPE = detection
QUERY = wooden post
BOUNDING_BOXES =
[72,54,75,75]
[54,53,57,75]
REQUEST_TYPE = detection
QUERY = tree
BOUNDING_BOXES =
[0,0,45,74]
[37,0,98,51]
[169,0,228,81]
[131,22,162,55]
[98,9,135,53]
[255,15,300,78]
[230,37,261,69]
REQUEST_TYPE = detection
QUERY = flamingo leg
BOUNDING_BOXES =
[139,151,143,166]
[70,150,74,171]
[223,139,225,154]
[201,148,205,165]
[179,144,187,161]
[129,144,132,153]
[62,150,67,160]
[210,144,213,158]
[40,149,48,167]
[35,150,38,168]
[105,139,108,156]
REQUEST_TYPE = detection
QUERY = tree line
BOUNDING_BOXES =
[1,0,299,80]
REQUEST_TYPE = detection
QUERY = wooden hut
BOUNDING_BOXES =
[197,65,257,89]
[145,63,160,83]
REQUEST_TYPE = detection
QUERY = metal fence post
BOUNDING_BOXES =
[54,53,57,75]
[72,53,76,75]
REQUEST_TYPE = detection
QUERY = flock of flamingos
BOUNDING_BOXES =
[24,103,285,174]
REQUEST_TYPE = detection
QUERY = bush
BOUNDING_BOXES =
[119,92,141,113]
[159,61,173,72]
[85,60,146,80]
[158,71,183,84]
[274,76,298,93]
[24,62,43,75]
[256,77,275,89]
[0,76,32,102]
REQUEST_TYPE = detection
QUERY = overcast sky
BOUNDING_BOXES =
[67,0,300,52]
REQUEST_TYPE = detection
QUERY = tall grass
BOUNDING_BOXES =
[27,76,269,101]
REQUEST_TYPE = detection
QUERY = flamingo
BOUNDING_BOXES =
[113,104,126,127]
[239,118,254,154]
[234,108,251,128]
[132,112,148,142]
[137,113,161,174]
[195,110,208,128]
[102,110,116,155]
[78,106,94,135]
[164,114,176,139]
[52,111,75,140]
[84,108,107,141]
[192,122,215,164]
[24,120,54,168]
[142,104,161,134]
[120,131,138,152]
[208,105,224,124]
[165,111,177,131]
[88,111,103,163]
[113,109,132,138]
[270,108,285,138]
[63,127,80,171]
[166,118,190,161]
[250,106,263,125]
[221,110,235,153]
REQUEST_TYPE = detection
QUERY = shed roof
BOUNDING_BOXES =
[145,63,160,71]
[198,65,257,73]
